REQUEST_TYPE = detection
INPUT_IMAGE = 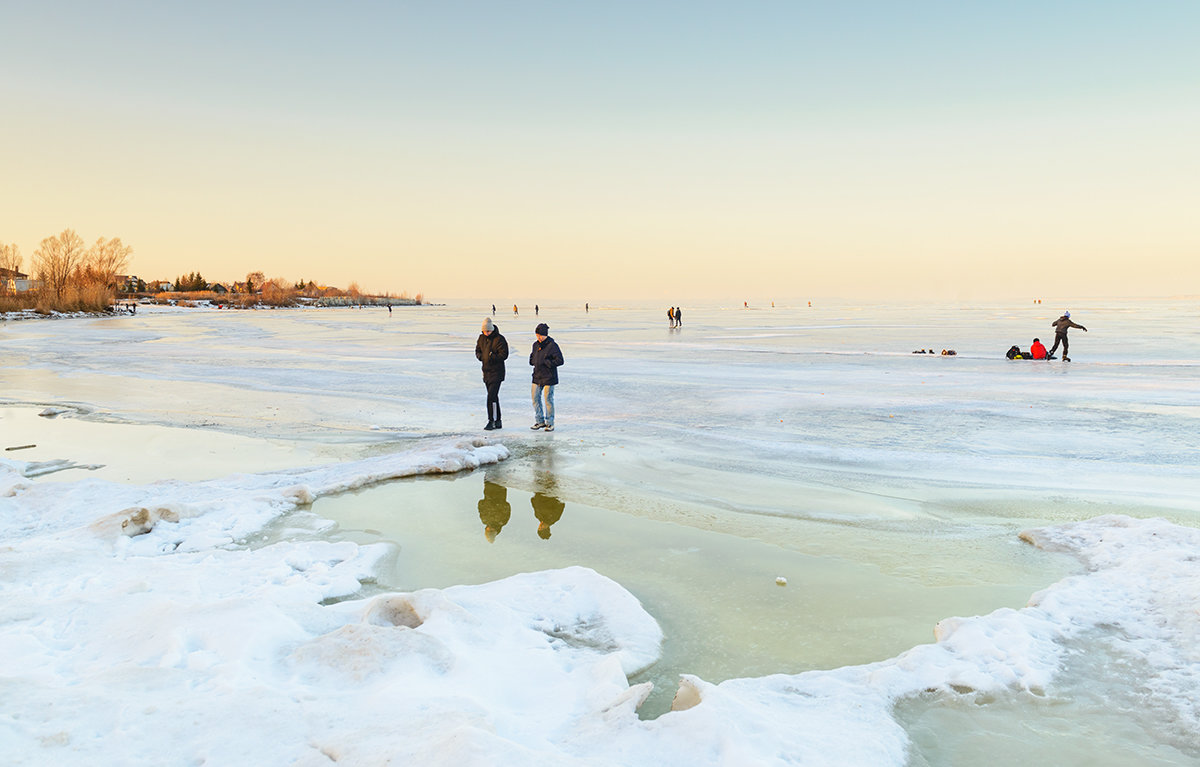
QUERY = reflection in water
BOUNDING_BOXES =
[531,492,566,539]
[477,481,511,542]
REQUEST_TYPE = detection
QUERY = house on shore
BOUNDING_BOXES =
[1,268,35,293]
[114,275,142,293]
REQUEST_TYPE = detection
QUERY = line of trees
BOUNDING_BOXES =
[175,271,209,292]
[1,229,132,312]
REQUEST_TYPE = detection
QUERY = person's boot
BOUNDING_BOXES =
[484,421,496,431]
[493,420,502,430]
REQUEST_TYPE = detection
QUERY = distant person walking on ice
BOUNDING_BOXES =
[667,307,675,328]
[1048,311,1087,361]
[513,304,518,315]
[476,318,509,430]
[674,306,682,327]
[535,304,539,316]
[529,322,563,432]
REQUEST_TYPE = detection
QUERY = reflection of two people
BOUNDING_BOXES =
[477,481,565,541]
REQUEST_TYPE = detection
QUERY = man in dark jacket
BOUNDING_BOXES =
[476,318,509,430]
[1048,311,1087,362]
[529,322,564,431]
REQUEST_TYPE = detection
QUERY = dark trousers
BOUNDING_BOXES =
[485,380,502,424]
[1048,332,1069,357]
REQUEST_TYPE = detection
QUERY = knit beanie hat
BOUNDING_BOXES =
[535,323,549,336]
[482,318,494,332]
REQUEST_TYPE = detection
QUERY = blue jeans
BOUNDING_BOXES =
[532,384,555,426]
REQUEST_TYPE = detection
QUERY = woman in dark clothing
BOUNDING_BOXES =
[476,318,509,430]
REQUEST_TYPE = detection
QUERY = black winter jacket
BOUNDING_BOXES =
[529,336,564,385]
[476,328,509,383]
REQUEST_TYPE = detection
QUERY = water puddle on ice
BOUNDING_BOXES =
[0,405,339,483]
[311,466,1079,718]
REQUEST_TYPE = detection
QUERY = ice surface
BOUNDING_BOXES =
[3,300,1199,763]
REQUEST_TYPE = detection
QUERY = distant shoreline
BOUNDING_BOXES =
[0,300,437,323]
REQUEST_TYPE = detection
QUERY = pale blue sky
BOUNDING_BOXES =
[3,2,1198,300]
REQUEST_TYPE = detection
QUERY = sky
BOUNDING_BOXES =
[2,1,1198,302]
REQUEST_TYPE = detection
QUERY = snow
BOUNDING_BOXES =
[3,433,1198,765]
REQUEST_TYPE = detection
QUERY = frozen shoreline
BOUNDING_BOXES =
[3,441,1198,765]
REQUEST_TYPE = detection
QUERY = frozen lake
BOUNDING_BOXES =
[3,298,1198,764]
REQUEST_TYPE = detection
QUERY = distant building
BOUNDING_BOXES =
[148,280,175,293]
[211,283,229,294]
[1,268,32,293]
[114,275,140,293]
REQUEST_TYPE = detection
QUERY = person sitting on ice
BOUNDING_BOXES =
[1030,338,1048,359]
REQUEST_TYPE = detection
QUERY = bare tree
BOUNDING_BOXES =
[0,241,21,273]
[81,236,133,290]
[245,270,265,293]
[33,229,86,300]
[0,242,21,295]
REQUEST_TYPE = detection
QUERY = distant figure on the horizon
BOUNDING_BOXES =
[529,322,563,432]
[535,304,539,316]
[744,301,748,308]
[1048,311,1087,362]
[513,304,518,315]
[585,303,589,313]
[478,481,511,543]
[674,306,682,327]
[476,317,509,431]
[492,304,496,315]
[667,307,675,328]
[1030,338,1047,360]
[531,492,566,540]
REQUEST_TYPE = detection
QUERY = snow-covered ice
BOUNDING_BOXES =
[2,300,1199,764]
[3,444,1198,764]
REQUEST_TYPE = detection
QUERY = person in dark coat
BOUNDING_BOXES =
[1047,311,1087,362]
[476,318,509,430]
[529,322,563,431]
[674,306,682,326]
